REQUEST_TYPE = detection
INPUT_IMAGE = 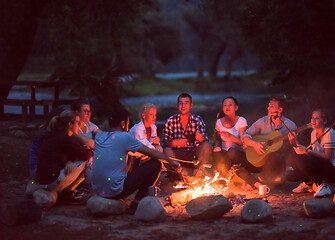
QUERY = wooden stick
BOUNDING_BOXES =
[169,157,199,165]
[307,121,335,149]
[212,110,221,147]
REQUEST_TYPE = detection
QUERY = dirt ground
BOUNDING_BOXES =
[1,119,335,240]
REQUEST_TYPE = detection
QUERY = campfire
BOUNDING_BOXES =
[170,171,233,206]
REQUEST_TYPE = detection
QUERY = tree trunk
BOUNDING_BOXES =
[225,44,242,78]
[196,53,205,78]
[0,0,45,114]
[209,40,228,78]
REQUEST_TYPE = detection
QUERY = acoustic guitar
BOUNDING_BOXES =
[245,123,312,167]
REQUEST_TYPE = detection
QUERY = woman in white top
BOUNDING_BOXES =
[129,103,162,152]
[128,103,163,171]
[289,109,335,197]
[213,96,262,190]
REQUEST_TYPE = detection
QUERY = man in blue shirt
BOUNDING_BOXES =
[91,109,181,214]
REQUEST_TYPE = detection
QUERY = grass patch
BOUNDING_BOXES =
[17,72,52,81]
[119,71,282,97]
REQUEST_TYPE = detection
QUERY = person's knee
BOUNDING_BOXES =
[213,151,227,164]
[197,141,212,156]
[199,141,212,151]
[267,153,285,165]
[148,159,162,170]
[227,148,240,159]
[288,153,298,166]
[163,147,175,157]
[212,151,222,161]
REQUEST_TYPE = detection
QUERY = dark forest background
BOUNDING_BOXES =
[0,0,334,118]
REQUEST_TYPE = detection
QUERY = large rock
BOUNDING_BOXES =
[303,198,334,218]
[33,189,57,208]
[241,199,272,223]
[135,196,167,222]
[185,195,233,220]
[87,196,127,216]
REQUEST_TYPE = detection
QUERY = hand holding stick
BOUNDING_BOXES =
[169,157,200,166]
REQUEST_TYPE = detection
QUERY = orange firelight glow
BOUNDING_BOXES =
[173,172,230,201]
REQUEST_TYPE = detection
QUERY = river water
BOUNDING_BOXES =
[5,90,275,140]
[4,91,271,116]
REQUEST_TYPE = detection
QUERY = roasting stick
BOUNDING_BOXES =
[169,157,199,165]
[175,170,195,191]
[212,110,221,147]
[161,157,196,191]
[307,121,335,150]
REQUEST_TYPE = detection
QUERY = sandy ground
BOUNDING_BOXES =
[1,120,335,240]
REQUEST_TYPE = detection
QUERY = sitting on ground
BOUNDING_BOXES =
[162,93,212,179]
[91,109,181,214]
[34,110,93,206]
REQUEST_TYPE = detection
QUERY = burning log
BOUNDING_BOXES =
[170,172,232,206]
[170,189,194,206]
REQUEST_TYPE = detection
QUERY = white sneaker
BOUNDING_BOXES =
[292,182,313,193]
[313,183,332,198]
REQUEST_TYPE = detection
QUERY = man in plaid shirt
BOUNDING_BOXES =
[162,93,212,177]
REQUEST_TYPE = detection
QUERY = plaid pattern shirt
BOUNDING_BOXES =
[162,113,208,149]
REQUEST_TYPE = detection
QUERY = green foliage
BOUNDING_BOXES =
[37,0,183,117]
[121,77,195,97]
[119,73,282,97]
[181,0,247,77]
[239,0,335,81]
[236,0,335,111]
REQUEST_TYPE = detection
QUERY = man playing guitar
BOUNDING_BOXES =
[242,96,297,187]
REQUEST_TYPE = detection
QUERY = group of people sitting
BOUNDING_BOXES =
[26,93,335,214]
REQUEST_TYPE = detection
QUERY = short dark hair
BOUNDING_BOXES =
[269,96,286,110]
[177,93,192,103]
[71,98,90,112]
[108,109,130,128]
[222,96,238,106]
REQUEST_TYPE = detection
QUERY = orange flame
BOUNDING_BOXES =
[173,172,230,201]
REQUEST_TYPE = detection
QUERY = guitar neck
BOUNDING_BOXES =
[269,123,311,145]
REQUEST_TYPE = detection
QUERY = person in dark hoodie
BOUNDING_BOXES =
[35,110,93,204]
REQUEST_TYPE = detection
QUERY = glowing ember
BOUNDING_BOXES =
[173,172,230,202]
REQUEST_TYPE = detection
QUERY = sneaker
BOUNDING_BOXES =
[58,190,86,205]
[313,183,332,198]
[292,182,313,193]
